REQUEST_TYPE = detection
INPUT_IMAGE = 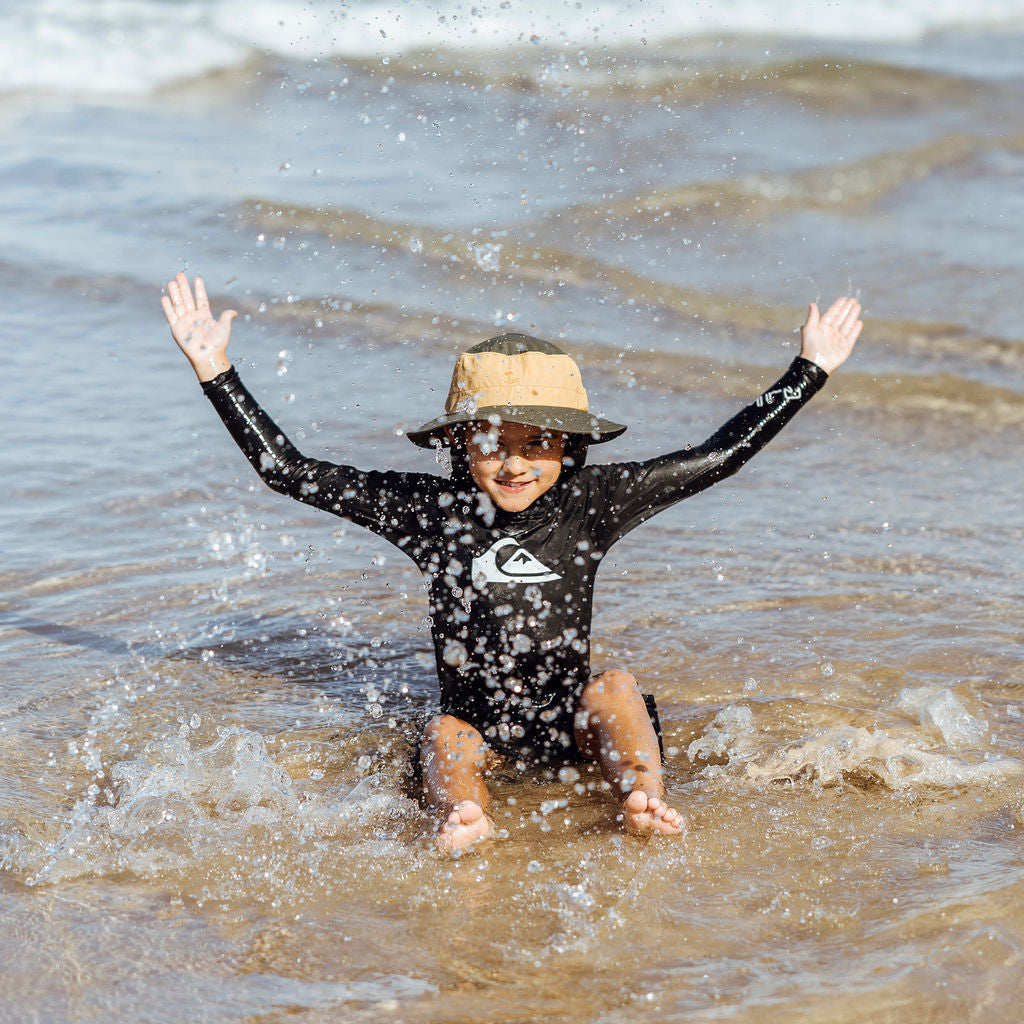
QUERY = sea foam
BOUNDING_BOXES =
[4,0,1024,96]
[689,696,1019,792]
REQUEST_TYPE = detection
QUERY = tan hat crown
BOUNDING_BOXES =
[447,349,589,416]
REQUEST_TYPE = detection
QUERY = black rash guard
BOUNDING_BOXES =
[201,357,827,755]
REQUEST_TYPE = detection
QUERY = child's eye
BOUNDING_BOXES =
[471,429,500,454]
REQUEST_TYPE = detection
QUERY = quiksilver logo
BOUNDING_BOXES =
[472,537,561,585]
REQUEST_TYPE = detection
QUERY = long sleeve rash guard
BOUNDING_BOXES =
[202,357,827,755]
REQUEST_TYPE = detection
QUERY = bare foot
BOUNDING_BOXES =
[436,800,493,856]
[620,790,684,836]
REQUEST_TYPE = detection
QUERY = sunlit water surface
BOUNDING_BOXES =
[2,2,1024,1021]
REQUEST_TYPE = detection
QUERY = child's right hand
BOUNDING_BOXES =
[161,271,236,382]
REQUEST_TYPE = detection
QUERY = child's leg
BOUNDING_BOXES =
[574,670,684,836]
[420,714,493,854]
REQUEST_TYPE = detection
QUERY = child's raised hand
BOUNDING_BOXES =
[161,271,236,382]
[799,297,862,374]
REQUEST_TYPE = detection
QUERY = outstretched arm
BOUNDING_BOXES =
[800,296,862,374]
[163,274,419,539]
[161,271,236,382]
[594,296,863,545]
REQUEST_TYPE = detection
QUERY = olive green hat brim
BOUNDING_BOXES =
[406,405,627,448]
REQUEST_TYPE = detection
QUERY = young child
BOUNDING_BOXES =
[162,272,861,854]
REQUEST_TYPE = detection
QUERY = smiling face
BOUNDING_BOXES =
[455,420,568,513]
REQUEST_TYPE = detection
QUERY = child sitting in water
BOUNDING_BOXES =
[161,272,861,854]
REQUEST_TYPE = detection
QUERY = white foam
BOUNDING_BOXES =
[687,704,759,763]
[244,0,1024,54]
[739,724,1020,790]
[894,686,989,750]
[688,699,1015,792]
[4,0,1024,96]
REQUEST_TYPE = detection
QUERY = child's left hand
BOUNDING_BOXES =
[800,297,862,374]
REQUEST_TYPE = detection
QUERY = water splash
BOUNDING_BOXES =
[687,705,759,763]
[740,725,1021,790]
[688,699,1019,792]
[21,724,422,889]
[894,686,989,750]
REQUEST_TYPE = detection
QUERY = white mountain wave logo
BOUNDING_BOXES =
[471,537,561,585]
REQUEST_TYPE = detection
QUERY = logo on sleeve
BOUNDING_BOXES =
[472,537,561,585]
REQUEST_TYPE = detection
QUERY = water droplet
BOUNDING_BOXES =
[473,242,502,272]
[443,641,467,666]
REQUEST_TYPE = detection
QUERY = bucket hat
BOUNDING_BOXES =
[407,333,627,448]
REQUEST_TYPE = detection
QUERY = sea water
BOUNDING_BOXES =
[2,1,1024,1021]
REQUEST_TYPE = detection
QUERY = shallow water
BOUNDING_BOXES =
[3,1,1024,1021]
